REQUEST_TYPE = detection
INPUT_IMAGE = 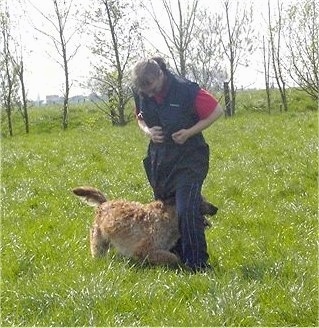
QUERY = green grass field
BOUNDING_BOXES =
[1,101,318,326]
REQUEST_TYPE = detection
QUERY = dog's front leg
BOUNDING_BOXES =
[147,249,180,266]
[134,241,180,265]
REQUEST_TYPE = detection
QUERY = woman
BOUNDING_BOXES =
[132,57,223,272]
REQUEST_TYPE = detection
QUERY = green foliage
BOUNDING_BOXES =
[1,103,318,326]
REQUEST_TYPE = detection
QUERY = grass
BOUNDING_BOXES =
[1,100,318,326]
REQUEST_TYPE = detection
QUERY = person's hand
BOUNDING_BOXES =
[172,129,191,144]
[149,126,165,143]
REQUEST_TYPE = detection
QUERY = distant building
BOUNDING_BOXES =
[46,95,63,105]
[88,92,102,102]
[30,99,44,107]
[69,95,87,103]
[43,92,107,105]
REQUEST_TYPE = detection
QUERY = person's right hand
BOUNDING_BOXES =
[149,126,164,143]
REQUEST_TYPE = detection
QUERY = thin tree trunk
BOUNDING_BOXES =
[224,81,232,117]
[263,36,271,113]
[6,104,13,136]
[62,53,69,129]
[19,61,29,133]
[104,0,126,126]
[5,64,14,136]
[268,0,288,112]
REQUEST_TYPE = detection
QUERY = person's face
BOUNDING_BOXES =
[140,70,164,97]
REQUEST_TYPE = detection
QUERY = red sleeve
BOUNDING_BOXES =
[194,89,219,120]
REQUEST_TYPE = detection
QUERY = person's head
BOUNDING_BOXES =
[132,57,167,97]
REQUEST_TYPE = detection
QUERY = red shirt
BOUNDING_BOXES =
[193,89,219,120]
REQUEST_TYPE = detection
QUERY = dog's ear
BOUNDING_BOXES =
[72,187,107,206]
[200,199,218,216]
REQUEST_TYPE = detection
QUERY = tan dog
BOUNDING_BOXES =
[73,186,217,266]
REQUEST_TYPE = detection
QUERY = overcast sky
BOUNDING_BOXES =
[9,0,286,100]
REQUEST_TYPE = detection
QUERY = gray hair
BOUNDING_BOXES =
[132,59,163,91]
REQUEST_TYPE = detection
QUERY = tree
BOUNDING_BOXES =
[267,0,288,112]
[143,0,198,77]
[0,3,19,136]
[13,52,29,133]
[87,0,143,126]
[285,0,318,101]
[1,0,31,135]
[187,8,226,91]
[262,35,271,113]
[216,0,256,116]
[29,0,81,129]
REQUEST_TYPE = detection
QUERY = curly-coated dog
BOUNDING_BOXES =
[73,186,217,266]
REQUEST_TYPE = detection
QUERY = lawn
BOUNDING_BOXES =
[1,103,318,326]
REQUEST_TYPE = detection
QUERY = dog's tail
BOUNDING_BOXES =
[72,186,107,207]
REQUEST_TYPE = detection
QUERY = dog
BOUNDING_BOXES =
[73,186,217,266]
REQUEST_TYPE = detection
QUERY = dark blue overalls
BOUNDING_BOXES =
[136,71,210,270]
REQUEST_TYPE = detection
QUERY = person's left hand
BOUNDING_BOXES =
[171,129,190,144]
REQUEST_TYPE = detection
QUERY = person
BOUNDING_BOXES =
[131,57,223,272]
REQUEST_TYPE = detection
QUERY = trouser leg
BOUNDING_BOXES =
[175,182,209,270]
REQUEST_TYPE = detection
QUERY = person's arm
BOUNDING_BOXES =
[137,118,150,135]
[134,91,163,142]
[137,119,165,143]
[172,104,223,144]
[172,88,224,145]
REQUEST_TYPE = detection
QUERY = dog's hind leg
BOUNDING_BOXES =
[90,225,110,257]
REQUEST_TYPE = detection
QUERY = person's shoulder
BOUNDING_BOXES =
[169,72,199,90]
[196,88,219,103]
[169,72,193,83]
[197,88,213,97]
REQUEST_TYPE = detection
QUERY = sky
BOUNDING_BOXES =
[8,0,283,101]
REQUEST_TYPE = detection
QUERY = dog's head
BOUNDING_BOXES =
[163,196,218,216]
